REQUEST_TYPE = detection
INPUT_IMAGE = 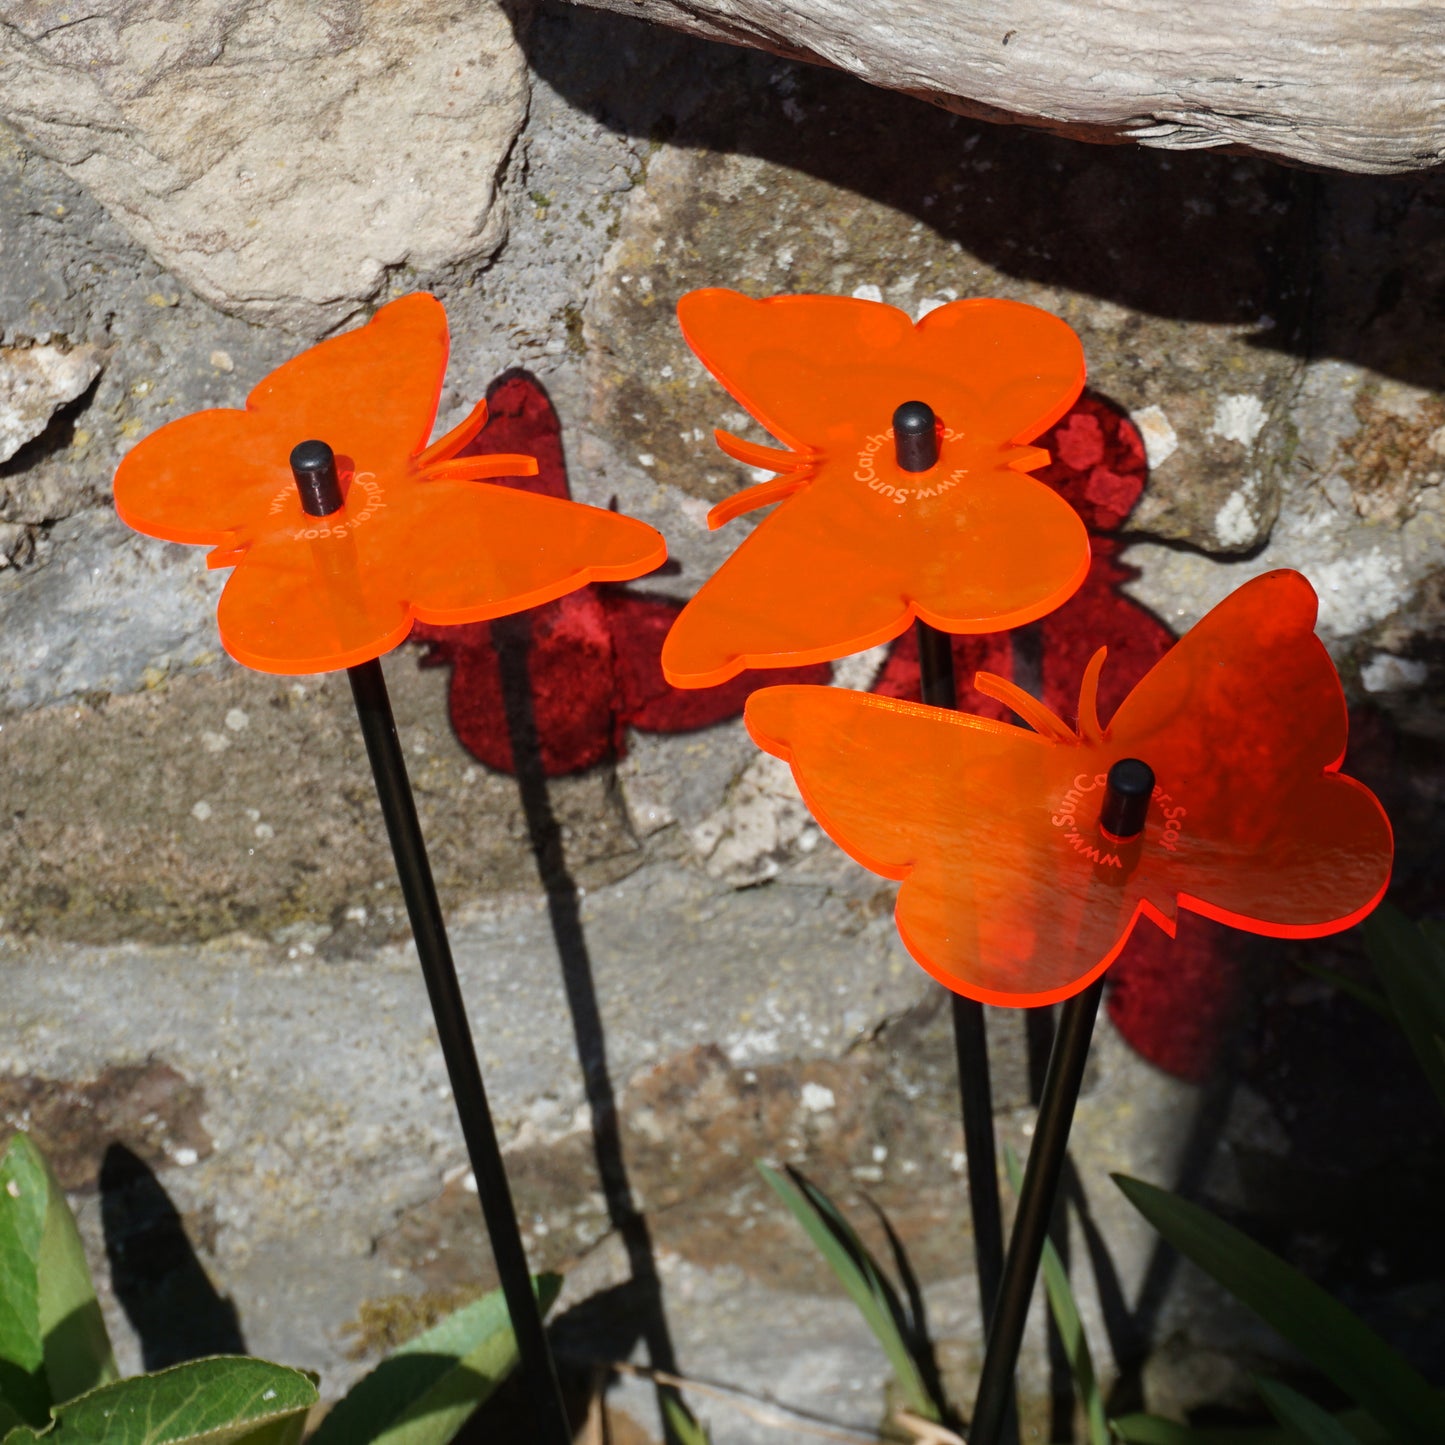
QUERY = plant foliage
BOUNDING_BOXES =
[757,1162,941,1421]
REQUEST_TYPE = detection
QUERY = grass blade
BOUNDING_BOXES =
[1114,1408,1391,1445]
[1111,1416,1292,1444]
[1362,905,1445,1112]
[1114,1176,1445,1444]
[757,1163,937,1420]
[313,1275,561,1445]
[661,1397,712,1445]
[1001,1148,1107,1445]
[1256,1379,1366,1445]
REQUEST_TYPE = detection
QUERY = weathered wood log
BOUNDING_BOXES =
[564,0,1445,173]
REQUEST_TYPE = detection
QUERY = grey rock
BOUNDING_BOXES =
[563,0,1445,173]
[0,341,101,462]
[0,508,222,709]
[0,0,530,333]
[1123,358,1445,692]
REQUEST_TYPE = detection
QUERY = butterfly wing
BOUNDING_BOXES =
[216,480,665,673]
[1105,568,1392,935]
[745,685,1143,1005]
[678,289,1084,453]
[665,291,1089,686]
[741,572,1393,1008]
[115,293,449,552]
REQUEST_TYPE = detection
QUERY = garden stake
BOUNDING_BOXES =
[900,405,1008,1353]
[968,760,1150,1445]
[297,446,571,1445]
[966,972,1104,1445]
[659,290,1091,690]
[112,297,670,1445]
[742,570,1393,1435]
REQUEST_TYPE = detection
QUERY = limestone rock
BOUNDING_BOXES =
[564,0,1445,174]
[0,341,101,462]
[0,1,530,332]
[0,509,224,710]
[1123,359,1445,693]
[690,751,818,885]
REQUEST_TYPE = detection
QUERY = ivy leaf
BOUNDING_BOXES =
[0,1137,50,1426]
[2,1357,316,1445]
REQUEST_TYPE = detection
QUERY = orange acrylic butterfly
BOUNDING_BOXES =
[114,293,667,674]
[661,288,1090,689]
[745,570,1393,1008]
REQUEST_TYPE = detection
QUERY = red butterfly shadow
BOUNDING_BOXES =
[410,373,828,776]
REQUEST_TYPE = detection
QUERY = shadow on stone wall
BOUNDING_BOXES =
[522,2,1445,395]
[100,1144,246,1370]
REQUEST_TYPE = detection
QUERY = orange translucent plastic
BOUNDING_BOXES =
[114,293,667,675]
[661,289,1089,689]
[745,570,1393,1008]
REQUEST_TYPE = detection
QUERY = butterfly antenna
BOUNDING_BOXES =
[419,396,490,467]
[974,671,1077,743]
[706,475,810,529]
[425,453,539,483]
[1002,444,1052,474]
[712,429,813,475]
[1077,646,1108,742]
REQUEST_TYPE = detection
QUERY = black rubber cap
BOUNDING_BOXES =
[290,439,343,517]
[1100,758,1154,840]
[893,401,938,472]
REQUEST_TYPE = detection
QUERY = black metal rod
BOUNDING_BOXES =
[968,977,1105,1445]
[950,993,1006,1324]
[347,658,571,1445]
[916,621,1009,1389]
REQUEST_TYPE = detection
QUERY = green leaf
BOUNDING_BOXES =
[1111,1415,1297,1444]
[33,1141,116,1405]
[0,1137,51,1426]
[13,1357,317,1445]
[1001,1148,1107,1445]
[757,1163,937,1421]
[1362,905,1445,1112]
[311,1275,562,1445]
[1114,1176,1445,1444]
[661,1398,711,1445]
[1112,1407,1398,1445]
[1256,1379,1366,1445]
[0,1397,22,1439]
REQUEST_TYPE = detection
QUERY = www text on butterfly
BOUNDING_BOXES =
[853,427,966,505]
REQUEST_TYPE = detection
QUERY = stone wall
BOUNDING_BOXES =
[1,5,1442,1441]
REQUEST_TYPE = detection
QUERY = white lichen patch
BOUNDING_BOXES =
[850,283,883,302]
[0,344,103,464]
[1213,488,1258,549]
[691,751,813,884]
[1131,405,1179,470]
[1361,652,1428,692]
[1210,393,1269,447]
